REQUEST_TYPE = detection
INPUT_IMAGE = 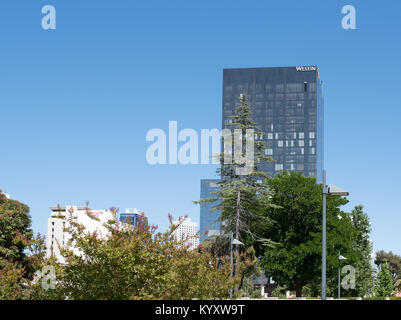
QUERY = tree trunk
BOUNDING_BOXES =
[295,281,303,297]
[234,190,241,292]
[235,190,241,260]
[235,190,241,238]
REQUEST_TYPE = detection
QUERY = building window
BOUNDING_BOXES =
[265,149,273,156]
[276,84,284,93]
[278,141,283,147]
[309,132,315,139]
[275,164,283,171]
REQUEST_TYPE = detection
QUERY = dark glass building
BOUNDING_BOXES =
[222,66,324,181]
[200,66,324,242]
[119,208,147,228]
[199,179,221,243]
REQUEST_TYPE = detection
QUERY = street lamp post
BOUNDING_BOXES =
[230,233,233,299]
[321,170,349,300]
[322,171,327,300]
[338,252,347,299]
[228,233,243,299]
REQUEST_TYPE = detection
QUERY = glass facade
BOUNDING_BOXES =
[222,66,324,180]
[200,66,324,242]
[199,179,221,243]
[119,212,147,228]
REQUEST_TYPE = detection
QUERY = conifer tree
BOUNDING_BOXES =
[349,205,374,297]
[375,261,395,297]
[197,93,274,245]
[195,93,276,291]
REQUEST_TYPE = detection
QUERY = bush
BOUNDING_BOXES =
[48,209,236,300]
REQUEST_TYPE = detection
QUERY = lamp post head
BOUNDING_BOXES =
[328,184,349,196]
[339,254,347,260]
[232,239,244,246]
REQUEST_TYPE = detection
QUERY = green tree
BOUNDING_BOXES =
[198,93,274,244]
[375,261,395,297]
[395,278,401,292]
[0,259,28,299]
[200,234,260,292]
[258,172,357,297]
[0,192,33,267]
[0,191,52,299]
[349,205,374,297]
[51,208,235,300]
[195,93,274,291]
[374,250,401,282]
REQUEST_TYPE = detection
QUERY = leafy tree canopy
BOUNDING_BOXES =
[258,172,358,297]
[375,261,395,297]
[375,250,401,281]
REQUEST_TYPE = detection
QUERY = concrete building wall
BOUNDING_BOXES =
[172,217,199,250]
[46,206,115,263]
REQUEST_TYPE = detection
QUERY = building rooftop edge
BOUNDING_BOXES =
[223,65,319,71]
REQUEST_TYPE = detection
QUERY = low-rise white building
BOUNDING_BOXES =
[172,217,199,250]
[0,191,10,199]
[46,206,115,263]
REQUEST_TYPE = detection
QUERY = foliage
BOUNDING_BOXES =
[395,278,401,292]
[0,192,33,268]
[201,235,231,258]
[240,274,263,299]
[0,259,28,299]
[195,93,275,246]
[374,250,401,295]
[0,192,49,299]
[302,281,320,298]
[375,250,401,282]
[166,245,234,300]
[258,172,358,297]
[192,234,260,293]
[375,261,395,297]
[271,285,288,298]
[195,94,275,296]
[48,209,235,300]
[348,205,374,297]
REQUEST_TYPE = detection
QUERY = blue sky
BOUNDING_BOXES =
[0,1,400,255]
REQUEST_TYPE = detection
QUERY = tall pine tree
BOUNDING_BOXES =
[350,205,374,297]
[375,261,395,297]
[195,93,275,291]
[197,93,275,246]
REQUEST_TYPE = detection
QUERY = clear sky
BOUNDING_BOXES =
[0,1,400,255]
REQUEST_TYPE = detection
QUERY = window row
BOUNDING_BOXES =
[265,147,316,155]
